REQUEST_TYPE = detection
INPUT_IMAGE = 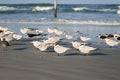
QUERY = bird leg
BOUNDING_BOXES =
[58,54,60,56]
[5,47,7,51]
[109,46,112,48]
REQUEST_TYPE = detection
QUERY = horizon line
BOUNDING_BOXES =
[0,3,119,5]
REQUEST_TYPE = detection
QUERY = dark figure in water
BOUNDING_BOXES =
[1,38,9,51]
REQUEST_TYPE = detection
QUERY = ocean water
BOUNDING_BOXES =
[0,3,120,42]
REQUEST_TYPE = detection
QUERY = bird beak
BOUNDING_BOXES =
[49,43,56,47]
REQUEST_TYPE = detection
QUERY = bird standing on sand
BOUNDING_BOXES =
[103,38,120,48]
[30,41,43,48]
[54,29,63,35]
[97,34,107,40]
[79,44,97,56]
[54,44,70,56]
[113,34,120,41]
[80,35,91,42]
[64,32,73,39]
[47,27,54,33]
[1,38,9,51]
[70,41,87,50]
[47,27,63,35]
[38,43,50,51]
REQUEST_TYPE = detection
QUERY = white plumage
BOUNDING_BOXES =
[80,36,91,42]
[54,45,70,56]
[64,32,73,39]
[30,41,50,51]
[3,33,15,42]
[66,34,73,39]
[47,27,63,35]
[13,34,23,40]
[79,45,96,55]
[0,26,8,32]
[30,41,43,48]
[20,28,31,34]
[104,38,120,47]
[54,29,63,35]
[71,41,87,49]
[38,43,49,51]
[43,36,61,44]
[47,27,54,33]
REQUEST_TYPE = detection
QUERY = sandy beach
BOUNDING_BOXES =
[0,2,120,80]
[0,38,120,80]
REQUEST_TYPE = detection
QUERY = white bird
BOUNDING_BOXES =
[47,27,54,33]
[103,38,120,47]
[113,34,120,38]
[54,45,70,56]
[43,36,61,44]
[79,44,97,55]
[38,43,50,51]
[3,33,15,42]
[54,29,63,35]
[113,34,120,40]
[30,41,43,48]
[12,34,23,40]
[80,36,91,42]
[0,32,5,39]
[0,26,8,32]
[30,40,50,51]
[20,28,31,34]
[65,34,73,39]
[64,32,73,39]
[70,41,87,49]
[4,30,14,35]
[20,28,39,34]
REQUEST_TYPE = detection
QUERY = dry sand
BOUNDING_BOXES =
[0,38,120,80]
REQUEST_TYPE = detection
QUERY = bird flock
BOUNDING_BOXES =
[0,26,120,56]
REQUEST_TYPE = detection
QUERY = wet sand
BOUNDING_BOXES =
[0,38,120,80]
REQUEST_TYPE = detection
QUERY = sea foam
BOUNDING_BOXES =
[117,10,120,14]
[72,7,88,11]
[32,6,53,11]
[72,7,116,12]
[0,19,120,26]
[0,6,16,11]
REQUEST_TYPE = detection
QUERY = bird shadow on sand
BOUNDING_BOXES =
[64,52,108,56]
[12,43,27,45]
[13,47,28,50]
[64,53,81,56]
[88,52,108,56]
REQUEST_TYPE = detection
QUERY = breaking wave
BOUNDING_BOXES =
[32,6,53,11]
[117,10,120,14]
[0,4,119,14]
[0,6,16,11]
[117,6,120,9]
[72,7,89,11]
[72,7,116,13]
